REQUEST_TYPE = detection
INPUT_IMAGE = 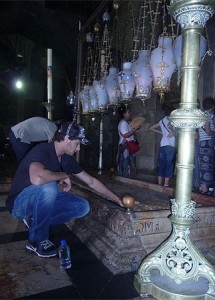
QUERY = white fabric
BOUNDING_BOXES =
[118,119,134,144]
[159,116,175,147]
[198,111,214,142]
[11,117,57,144]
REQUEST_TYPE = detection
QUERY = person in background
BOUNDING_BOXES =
[149,104,176,187]
[192,99,200,191]
[192,129,200,191]
[9,117,57,162]
[198,97,215,194]
[116,104,141,178]
[6,122,123,258]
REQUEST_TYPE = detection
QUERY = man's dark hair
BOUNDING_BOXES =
[53,132,65,142]
[162,104,175,116]
[203,97,215,110]
[117,104,130,119]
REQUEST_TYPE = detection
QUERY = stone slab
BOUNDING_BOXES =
[0,210,26,236]
[67,178,215,275]
[0,194,7,207]
[0,182,12,193]
[0,240,72,299]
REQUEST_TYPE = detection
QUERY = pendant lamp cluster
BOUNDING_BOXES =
[79,0,208,115]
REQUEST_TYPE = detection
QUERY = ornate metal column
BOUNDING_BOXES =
[134,1,215,299]
[43,48,54,120]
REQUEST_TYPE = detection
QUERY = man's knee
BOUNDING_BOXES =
[82,200,90,216]
[40,182,58,203]
[77,199,90,218]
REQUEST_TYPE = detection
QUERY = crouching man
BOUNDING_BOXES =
[6,122,123,257]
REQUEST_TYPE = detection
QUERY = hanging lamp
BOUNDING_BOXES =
[131,0,153,103]
[88,22,101,113]
[132,49,153,102]
[105,1,121,111]
[149,0,176,102]
[117,1,136,104]
[80,32,94,115]
[150,31,176,101]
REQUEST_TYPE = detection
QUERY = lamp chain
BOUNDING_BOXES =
[93,32,101,81]
[101,23,112,77]
[162,0,168,36]
[81,43,93,88]
[149,0,161,51]
[140,0,148,50]
[111,5,120,68]
[131,1,141,61]
[122,1,133,62]
[169,16,177,40]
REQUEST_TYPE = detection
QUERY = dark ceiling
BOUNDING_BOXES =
[0,0,102,82]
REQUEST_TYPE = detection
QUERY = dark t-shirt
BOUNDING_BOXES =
[6,142,83,213]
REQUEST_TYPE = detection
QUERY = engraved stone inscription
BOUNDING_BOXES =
[193,213,215,228]
[205,214,215,225]
[134,220,160,235]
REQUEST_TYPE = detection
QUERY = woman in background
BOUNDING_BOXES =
[149,104,176,187]
[116,105,141,178]
[198,97,215,194]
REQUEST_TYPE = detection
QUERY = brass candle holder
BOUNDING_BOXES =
[122,193,135,214]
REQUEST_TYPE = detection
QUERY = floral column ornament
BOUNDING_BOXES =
[134,1,215,299]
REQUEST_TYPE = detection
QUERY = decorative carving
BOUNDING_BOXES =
[169,108,206,128]
[171,199,196,219]
[138,224,215,293]
[172,5,215,28]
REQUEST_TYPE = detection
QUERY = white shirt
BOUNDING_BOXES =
[159,116,175,147]
[11,117,57,144]
[198,111,214,142]
[118,119,134,144]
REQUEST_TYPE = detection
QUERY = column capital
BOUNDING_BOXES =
[169,1,215,28]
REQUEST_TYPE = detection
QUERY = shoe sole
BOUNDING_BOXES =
[26,244,57,258]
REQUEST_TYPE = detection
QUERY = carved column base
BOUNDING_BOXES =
[134,219,215,299]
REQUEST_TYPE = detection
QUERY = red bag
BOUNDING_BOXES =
[127,140,140,154]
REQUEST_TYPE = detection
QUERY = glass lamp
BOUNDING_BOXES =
[150,34,176,101]
[132,50,153,102]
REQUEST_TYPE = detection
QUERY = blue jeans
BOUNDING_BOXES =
[157,145,175,178]
[12,182,90,242]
